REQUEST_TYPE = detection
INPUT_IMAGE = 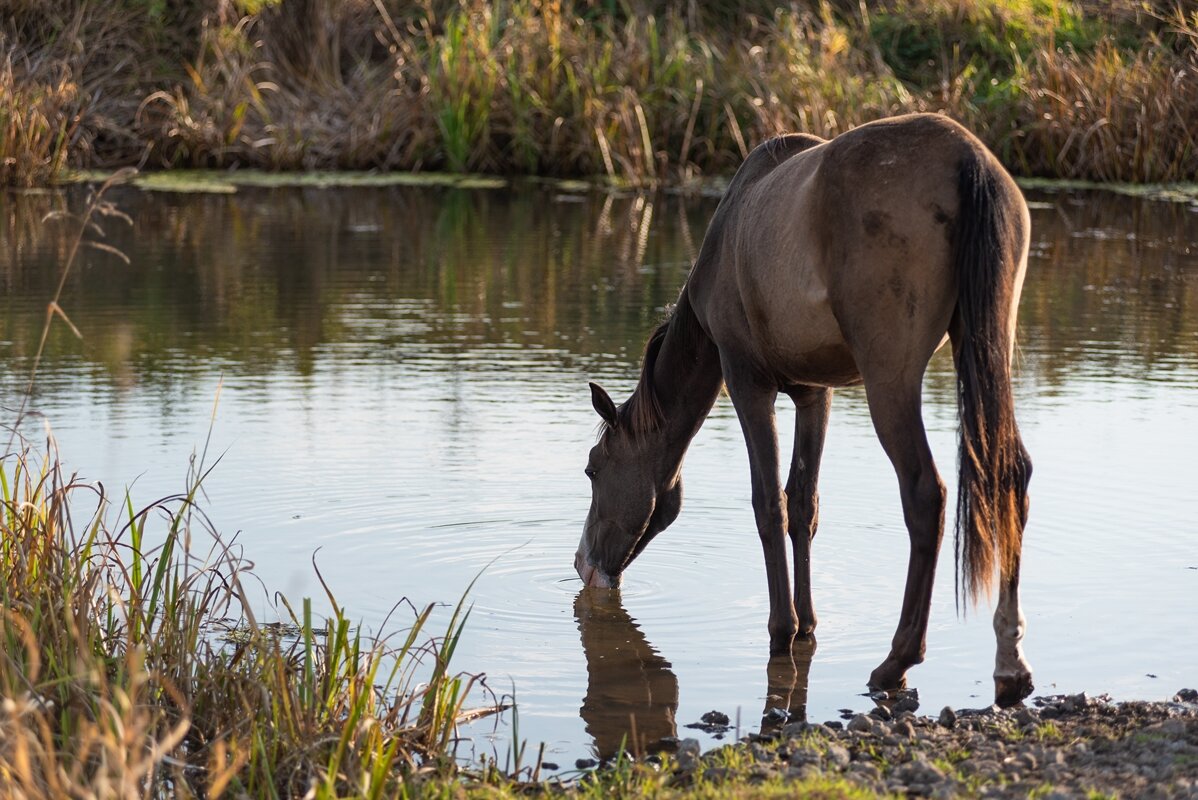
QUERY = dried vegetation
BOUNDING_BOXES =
[0,178,495,797]
[2,1,1196,186]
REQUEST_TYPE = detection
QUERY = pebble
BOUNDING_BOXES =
[780,721,807,738]
[847,714,875,734]
[897,755,946,785]
[1062,692,1089,713]
[701,710,730,726]
[652,695,1198,797]
[747,765,773,781]
[1175,688,1198,703]
[762,706,789,724]
[1015,707,1038,726]
[824,743,851,769]
[1154,719,1187,736]
[847,762,880,780]
[674,738,701,772]
[938,706,957,728]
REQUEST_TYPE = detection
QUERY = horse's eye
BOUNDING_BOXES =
[584,467,597,480]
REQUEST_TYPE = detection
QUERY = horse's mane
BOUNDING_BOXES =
[602,286,704,440]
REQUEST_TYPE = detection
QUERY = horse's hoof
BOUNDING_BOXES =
[867,659,908,692]
[769,627,798,656]
[769,636,795,657]
[994,672,1034,707]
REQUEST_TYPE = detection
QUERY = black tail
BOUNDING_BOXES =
[953,156,1033,604]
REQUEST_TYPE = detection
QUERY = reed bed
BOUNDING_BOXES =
[0,177,494,798]
[2,1,1196,186]
[0,440,494,798]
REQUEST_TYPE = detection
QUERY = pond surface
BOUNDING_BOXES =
[2,180,1196,764]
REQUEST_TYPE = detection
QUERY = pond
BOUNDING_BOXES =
[1,179,1196,765]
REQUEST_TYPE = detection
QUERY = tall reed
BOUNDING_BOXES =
[2,1,1196,185]
[0,59,77,187]
[0,179,492,798]
[0,442,489,797]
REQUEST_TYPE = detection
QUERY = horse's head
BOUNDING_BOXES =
[575,382,682,588]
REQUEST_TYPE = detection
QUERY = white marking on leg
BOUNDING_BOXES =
[993,579,1030,682]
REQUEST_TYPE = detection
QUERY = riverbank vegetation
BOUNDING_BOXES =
[0,441,501,797]
[2,0,1196,188]
[0,177,498,797]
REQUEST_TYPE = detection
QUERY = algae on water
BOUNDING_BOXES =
[63,169,511,194]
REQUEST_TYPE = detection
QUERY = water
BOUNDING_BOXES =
[2,181,1196,764]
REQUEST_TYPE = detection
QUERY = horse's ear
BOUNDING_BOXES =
[589,382,619,428]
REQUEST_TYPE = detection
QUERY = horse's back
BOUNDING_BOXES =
[690,114,1026,388]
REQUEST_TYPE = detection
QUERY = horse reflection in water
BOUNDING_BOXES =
[762,636,816,736]
[574,589,677,758]
[574,588,815,757]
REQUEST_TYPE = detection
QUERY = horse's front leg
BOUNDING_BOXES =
[785,387,832,637]
[864,384,947,691]
[726,377,797,655]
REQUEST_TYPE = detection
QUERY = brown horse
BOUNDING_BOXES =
[575,114,1034,707]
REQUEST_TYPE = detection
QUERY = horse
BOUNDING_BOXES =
[574,113,1034,707]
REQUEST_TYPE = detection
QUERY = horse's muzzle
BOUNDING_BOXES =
[574,549,618,588]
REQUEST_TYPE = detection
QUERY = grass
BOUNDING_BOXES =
[0,59,77,187]
[1,0,1196,186]
[0,178,498,798]
[0,440,495,798]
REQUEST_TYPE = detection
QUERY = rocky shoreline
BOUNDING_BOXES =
[659,690,1198,798]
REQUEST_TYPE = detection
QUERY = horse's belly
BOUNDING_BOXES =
[758,304,862,388]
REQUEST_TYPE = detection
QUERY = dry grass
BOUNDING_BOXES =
[0,180,496,798]
[0,58,77,186]
[0,440,494,798]
[1,0,1196,185]
[1003,34,1198,182]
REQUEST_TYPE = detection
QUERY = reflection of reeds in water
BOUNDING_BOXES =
[0,185,704,385]
[1,185,1196,401]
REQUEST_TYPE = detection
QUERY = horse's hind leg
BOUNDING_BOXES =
[784,386,832,637]
[863,381,947,691]
[994,555,1033,705]
[993,441,1033,706]
[950,317,1034,706]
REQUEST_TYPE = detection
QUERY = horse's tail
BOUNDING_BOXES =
[952,155,1032,605]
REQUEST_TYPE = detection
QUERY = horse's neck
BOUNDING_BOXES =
[653,289,723,449]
